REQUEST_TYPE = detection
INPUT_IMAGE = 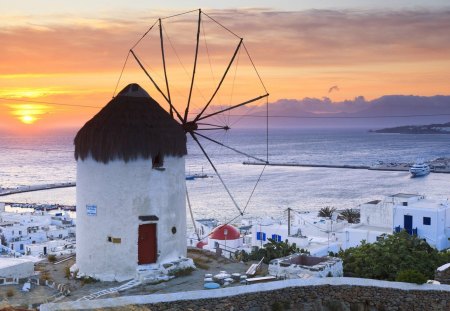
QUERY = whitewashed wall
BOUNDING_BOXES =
[76,155,186,281]
[360,202,393,228]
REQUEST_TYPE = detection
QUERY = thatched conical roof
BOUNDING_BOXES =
[74,83,187,163]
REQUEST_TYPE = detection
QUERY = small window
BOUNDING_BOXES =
[152,154,164,169]
[423,217,431,225]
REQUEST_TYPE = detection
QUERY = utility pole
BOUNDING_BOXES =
[287,208,291,236]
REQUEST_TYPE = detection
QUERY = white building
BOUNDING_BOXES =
[0,209,74,255]
[0,257,34,284]
[26,239,75,257]
[268,253,343,279]
[74,83,189,281]
[251,214,344,256]
[344,194,450,250]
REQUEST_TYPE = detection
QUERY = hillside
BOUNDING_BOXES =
[373,122,450,134]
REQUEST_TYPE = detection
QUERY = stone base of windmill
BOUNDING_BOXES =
[70,257,195,284]
[136,257,196,284]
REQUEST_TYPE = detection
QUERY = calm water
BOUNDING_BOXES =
[1,129,449,222]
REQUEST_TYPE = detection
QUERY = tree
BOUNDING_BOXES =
[337,231,450,281]
[339,209,360,223]
[318,206,336,218]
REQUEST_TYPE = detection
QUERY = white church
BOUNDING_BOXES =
[73,83,191,281]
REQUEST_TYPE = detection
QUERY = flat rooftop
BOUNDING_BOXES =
[365,200,381,205]
[0,257,33,269]
[347,224,392,233]
[398,198,449,210]
[389,193,420,199]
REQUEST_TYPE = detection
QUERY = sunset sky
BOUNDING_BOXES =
[1,0,450,133]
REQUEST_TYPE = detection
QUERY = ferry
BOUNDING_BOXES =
[409,160,430,177]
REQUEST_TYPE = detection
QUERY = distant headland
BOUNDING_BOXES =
[371,122,450,134]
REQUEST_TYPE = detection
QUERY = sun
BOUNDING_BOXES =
[20,115,37,124]
[9,104,49,125]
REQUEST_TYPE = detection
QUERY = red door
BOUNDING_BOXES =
[138,224,157,264]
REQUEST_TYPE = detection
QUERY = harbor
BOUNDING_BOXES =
[243,157,450,174]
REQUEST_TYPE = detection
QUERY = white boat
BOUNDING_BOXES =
[409,160,430,177]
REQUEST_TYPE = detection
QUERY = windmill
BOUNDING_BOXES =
[114,9,269,233]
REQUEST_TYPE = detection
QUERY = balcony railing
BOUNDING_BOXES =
[394,226,417,235]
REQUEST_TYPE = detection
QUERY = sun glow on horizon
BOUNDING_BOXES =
[9,104,50,125]
[20,115,37,124]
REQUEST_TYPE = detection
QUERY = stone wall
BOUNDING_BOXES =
[130,285,448,311]
[41,278,450,311]
[435,263,450,285]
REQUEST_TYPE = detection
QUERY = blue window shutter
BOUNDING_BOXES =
[263,233,266,241]
[257,232,262,240]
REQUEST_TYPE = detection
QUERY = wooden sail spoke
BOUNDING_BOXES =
[190,132,244,215]
[195,131,267,163]
[194,39,243,122]
[197,93,269,121]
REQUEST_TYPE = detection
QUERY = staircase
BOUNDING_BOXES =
[76,279,142,301]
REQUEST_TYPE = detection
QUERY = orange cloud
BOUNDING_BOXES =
[1,8,450,133]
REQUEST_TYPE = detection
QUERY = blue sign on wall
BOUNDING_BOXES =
[86,205,97,216]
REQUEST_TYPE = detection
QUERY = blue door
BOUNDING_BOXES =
[404,215,413,235]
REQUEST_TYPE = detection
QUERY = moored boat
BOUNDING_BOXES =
[409,160,430,177]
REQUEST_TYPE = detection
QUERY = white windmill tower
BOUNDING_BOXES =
[74,83,189,281]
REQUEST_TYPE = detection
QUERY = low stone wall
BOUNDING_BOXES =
[435,263,450,285]
[41,278,450,311]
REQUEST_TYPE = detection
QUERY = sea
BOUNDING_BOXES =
[1,128,450,223]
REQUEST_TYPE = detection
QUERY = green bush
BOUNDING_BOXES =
[80,276,98,286]
[237,239,308,264]
[6,288,15,297]
[337,231,450,281]
[47,254,57,263]
[64,266,71,279]
[396,269,428,284]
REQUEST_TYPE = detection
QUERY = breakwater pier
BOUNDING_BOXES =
[243,159,450,173]
[0,182,76,197]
